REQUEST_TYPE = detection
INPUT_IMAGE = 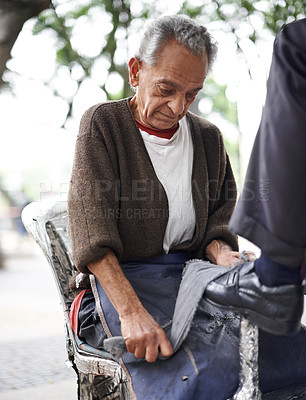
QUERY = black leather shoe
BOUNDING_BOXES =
[204,261,304,336]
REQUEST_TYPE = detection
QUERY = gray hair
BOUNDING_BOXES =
[135,15,218,72]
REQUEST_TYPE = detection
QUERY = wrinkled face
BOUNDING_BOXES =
[129,40,209,130]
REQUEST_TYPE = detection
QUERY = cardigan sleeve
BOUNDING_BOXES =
[202,140,239,253]
[68,108,123,273]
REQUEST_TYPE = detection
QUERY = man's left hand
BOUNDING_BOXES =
[205,240,256,267]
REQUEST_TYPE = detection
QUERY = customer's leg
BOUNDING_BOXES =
[204,20,306,335]
[229,19,306,271]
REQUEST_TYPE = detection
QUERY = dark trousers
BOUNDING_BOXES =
[229,19,306,268]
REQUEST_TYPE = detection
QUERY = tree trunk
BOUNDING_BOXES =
[0,0,50,87]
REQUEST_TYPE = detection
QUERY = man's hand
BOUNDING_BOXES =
[214,249,241,267]
[88,250,173,363]
[120,308,173,362]
[214,249,256,267]
[205,240,256,267]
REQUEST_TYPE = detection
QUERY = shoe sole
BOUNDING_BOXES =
[202,297,301,336]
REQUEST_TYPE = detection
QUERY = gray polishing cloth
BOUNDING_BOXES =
[103,260,233,359]
[170,259,230,352]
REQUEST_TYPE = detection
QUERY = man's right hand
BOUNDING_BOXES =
[120,307,173,363]
[88,250,173,363]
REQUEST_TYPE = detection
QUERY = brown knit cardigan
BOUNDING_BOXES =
[68,98,238,273]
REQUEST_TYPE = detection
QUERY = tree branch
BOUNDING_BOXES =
[0,0,51,87]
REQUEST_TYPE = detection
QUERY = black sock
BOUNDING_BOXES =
[254,252,301,287]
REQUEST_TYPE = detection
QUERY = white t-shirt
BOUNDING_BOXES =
[139,116,196,253]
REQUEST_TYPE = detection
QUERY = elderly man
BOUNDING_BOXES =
[68,14,243,398]
[68,15,306,400]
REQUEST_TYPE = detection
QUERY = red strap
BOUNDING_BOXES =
[69,289,89,337]
[136,119,178,139]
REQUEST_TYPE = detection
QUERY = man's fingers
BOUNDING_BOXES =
[159,337,173,358]
[121,311,173,362]
[144,344,159,363]
[134,346,146,360]
[244,251,257,261]
[125,330,173,363]
[125,339,136,354]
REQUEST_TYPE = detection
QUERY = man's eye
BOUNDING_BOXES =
[159,88,173,96]
[186,93,197,102]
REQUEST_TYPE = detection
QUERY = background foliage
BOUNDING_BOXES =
[0,0,305,204]
[29,0,305,116]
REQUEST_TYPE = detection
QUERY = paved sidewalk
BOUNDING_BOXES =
[0,380,76,400]
[0,336,75,392]
[0,236,77,399]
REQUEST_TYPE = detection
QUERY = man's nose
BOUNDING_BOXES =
[168,95,185,115]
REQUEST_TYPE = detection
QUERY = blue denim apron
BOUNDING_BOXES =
[79,253,306,399]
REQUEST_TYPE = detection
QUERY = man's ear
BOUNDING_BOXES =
[128,57,141,88]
